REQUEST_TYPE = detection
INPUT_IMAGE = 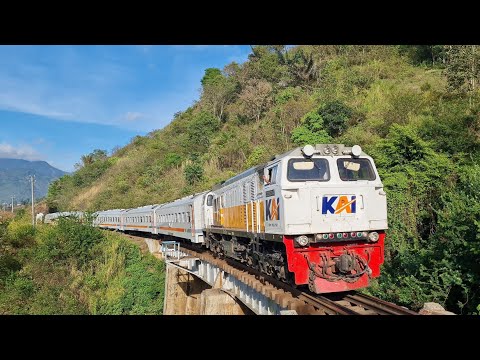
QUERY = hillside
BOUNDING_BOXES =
[0,211,164,314]
[0,158,66,204]
[46,45,480,314]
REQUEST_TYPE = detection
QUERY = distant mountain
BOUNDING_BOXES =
[0,158,67,205]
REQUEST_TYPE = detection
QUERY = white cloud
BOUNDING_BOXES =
[0,47,132,128]
[0,95,73,119]
[0,142,42,161]
[0,45,251,134]
[124,112,144,122]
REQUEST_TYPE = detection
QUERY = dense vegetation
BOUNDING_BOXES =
[0,210,165,314]
[47,45,480,314]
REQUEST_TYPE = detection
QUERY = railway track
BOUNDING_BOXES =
[120,231,417,315]
[323,292,418,315]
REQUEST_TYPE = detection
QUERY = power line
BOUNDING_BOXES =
[30,175,36,226]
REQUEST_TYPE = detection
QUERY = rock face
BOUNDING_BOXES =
[419,302,456,315]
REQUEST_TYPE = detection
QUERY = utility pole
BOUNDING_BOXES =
[30,175,35,226]
[11,195,15,213]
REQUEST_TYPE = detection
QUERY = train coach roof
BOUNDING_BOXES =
[45,211,84,219]
[123,204,162,213]
[159,191,208,208]
[97,209,125,214]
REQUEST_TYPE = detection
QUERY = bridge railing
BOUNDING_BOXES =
[160,241,181,261]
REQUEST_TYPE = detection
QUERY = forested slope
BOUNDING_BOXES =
[46,46,480,314]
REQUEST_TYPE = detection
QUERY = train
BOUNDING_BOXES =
[45,143,387,294]
[44,211,84,223]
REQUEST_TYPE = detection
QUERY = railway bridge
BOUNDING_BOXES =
[129,234,419,315]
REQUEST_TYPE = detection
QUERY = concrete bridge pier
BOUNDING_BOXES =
[163,262,250,315]
[144,238,162,254]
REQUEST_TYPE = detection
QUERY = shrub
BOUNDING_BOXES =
[164,153,182,168]
[6,222,35,248]
[184,163,204,186]
[0,254,22,282]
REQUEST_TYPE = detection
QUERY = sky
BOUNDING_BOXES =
[0,45,252,172]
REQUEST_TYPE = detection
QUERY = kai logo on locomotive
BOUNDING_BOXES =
[265,197,280,221]
[322,195,356,214]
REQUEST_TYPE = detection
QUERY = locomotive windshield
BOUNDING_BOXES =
[287,158,330,181]
[337,158,376,181]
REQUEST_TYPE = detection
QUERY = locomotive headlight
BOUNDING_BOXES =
[302,144,315,158]
[368,231,379,242]
[352,145,362,157]
[295,235,309,247]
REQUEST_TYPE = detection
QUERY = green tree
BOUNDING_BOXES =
[187,111,220,152]
[445,45,480,93]
[291,110,332,146]
[245,146,268,168]
[201,69,239,121]
[398,45,446,66]
[184,153,204,185]
[238,79,273,122]
[201,68,223,87]
[75,149,108,170]
[318,101,352,138]
[247,46,291,84]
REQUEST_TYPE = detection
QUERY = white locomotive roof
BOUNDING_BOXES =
[215,164,263,189]
[214,144,365,189]
[269,144,365,162]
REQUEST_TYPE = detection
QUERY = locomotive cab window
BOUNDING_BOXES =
[287,158,330,181]
[265,165,278,185]
[337,158,376,181]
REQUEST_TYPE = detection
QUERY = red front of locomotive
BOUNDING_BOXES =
[283,232,385,293]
